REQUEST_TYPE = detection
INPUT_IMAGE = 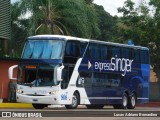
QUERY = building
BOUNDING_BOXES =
[0,58,18,102]
[0,0,11,54]
[0,0,12,102]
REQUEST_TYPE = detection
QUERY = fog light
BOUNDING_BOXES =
[54,98,57,101]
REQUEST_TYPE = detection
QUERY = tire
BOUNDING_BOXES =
[86,104,104,109]
[65,92,79,109]
[127,93,136,109]
[113,93,128,109]
[121,93,128,109]
[32,104,46,109]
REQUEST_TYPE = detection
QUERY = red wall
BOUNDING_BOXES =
[0,59,19,100]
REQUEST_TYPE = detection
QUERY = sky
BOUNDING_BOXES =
[93,0,149,16]
[11,0,149,16]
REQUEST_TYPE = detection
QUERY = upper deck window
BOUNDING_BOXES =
[22,40,64,59]
[141,50,149,64]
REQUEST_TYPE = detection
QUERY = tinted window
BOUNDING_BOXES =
[121,48,132,59]
[92,72,121,87]
[88,43,101,59]
[80,42,88,57]
[78,72,92,88]
[92,73,107,87]
[112,47,121,58]
[133,49,140,63]
[23,40,64,59]
[100,45,107,60]
[141,50,149,64]
[65,41,80,57]
[107,46,112,60]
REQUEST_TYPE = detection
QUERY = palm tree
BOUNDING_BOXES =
[18,0,100,38]
[34,0,67,35]
[19,0,65,35]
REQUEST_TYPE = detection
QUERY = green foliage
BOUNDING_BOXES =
[117,0,150,45]
[10,0,102,57]
[118,0,160,80]
[10,2,28,57]
[16,0,100,38]
[148,0,160,79]
[52,0,100,38]
[94,5,117,41]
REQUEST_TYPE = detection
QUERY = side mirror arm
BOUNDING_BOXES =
[8,65,18,80]
[57,65,64,81]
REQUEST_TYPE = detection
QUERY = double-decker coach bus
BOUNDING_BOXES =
[9,35,150,109]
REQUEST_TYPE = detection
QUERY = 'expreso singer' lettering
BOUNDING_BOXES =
[95,57,133,76]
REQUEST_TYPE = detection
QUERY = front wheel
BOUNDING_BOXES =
[65,92,79,109]
[32,104,46,109]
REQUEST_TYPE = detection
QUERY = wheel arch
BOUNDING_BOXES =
[74,90,80,104]
[123,90,130,98]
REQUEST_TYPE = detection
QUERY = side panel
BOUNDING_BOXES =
[78,58,125,105]
[77,57,149,105]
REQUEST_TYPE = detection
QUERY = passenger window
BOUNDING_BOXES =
[112,47,121,58]
[121,48,132,59]
[77,72,92,88]
[133,49,140,63]
[101,45,107,60]
[141,50,149,64]
[65,41,80,57]
[80,42,88,57]
[64,41,81,64]
[89,43,100,59]
[107,46,112,60]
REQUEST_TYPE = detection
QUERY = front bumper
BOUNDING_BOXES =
[16,93,60,104]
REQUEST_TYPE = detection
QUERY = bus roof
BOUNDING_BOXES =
[27,35,89,42]
[89,39,149,50]
[27,35,149,50]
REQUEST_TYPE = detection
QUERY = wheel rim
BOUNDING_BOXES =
[123,95,127,107]
[72,95,77,107]
[131,95,136,107]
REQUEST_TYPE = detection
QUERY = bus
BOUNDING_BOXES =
[9,35,150,109]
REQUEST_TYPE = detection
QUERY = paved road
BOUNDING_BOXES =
[0,106,160,120]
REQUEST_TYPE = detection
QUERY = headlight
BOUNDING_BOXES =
[16,89,23,94]
[49,91,58,95]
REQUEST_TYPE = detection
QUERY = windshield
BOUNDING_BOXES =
[18,64,59,87]
[22,40,64,59]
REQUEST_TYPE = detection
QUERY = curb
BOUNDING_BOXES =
[0,102,159,108]
[136,102,160,107]
[0,103,33,108]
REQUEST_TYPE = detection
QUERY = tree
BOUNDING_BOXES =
[10,2,28,57]
[117,0,150,45]
[118,0,160,81]
[94,4,117,42]
[18,0,100,38]
[148,0,160,80]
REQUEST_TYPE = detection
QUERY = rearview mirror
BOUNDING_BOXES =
[8,65,18,80]
[57,65,64,81]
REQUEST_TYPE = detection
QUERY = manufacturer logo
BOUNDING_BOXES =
[61,92,68,100]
